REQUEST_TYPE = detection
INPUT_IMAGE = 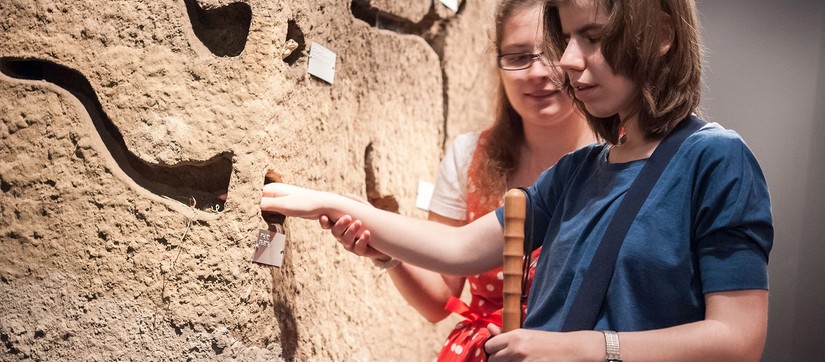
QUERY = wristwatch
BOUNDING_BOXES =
[602,330,622,362]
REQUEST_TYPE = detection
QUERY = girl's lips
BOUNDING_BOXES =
[527,89,560,98]
[573,84,597,100]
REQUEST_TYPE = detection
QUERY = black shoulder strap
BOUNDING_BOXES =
[561,115,706,331]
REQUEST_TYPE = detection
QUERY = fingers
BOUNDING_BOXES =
[487,323,502,336]
[483,324,503,359]
[323,215,386,260]
[330,215,361,252]
[261,182,291,198]
[260,183,312,218]
[351,230,371,256]
[341,219,364,251]
[330,215,353,240]
[322,214,376,259]
[319,215,332,229]
[260,196,285,214]
[484,334,504,357]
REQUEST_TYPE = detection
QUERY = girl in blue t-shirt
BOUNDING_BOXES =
[260,0,772,360]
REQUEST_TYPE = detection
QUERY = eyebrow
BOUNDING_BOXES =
[562,23,603,36]
[500,43,535,53]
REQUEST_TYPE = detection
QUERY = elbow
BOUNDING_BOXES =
[413,303,450,324]
[423,310,450,324]
[740,336,766,362]
[709,322,767,362]
[733,321,768,361]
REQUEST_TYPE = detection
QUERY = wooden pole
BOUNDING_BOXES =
[502,188,526,332]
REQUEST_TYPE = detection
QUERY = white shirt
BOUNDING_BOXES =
[427,131,481,221]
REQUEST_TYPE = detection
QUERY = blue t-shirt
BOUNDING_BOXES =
[495,123,772,332]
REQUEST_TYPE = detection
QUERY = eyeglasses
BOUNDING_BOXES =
[497,52,550,71]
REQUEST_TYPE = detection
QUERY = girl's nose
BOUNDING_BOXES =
[527,55,552,78]
[559,41,584,72]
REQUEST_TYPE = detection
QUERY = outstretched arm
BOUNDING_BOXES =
[260,183,504,275]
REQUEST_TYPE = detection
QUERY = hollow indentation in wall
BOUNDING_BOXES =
[1,178,10,193]
[0,57,233,212]
[282,20,305,66]
[0,332,20,355]
[351,0,423,34]
[351,0,465,150]
[350,0,465,42]
[363,143,399,213]
[184,0,252,57]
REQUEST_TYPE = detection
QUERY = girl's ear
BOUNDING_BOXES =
[658,12,675,56]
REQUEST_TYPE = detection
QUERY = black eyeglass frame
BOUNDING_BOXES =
[497,51,550,71]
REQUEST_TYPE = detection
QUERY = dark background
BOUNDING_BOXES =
[696,1,825,360]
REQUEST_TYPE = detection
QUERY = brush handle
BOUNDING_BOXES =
[502,188,526,333]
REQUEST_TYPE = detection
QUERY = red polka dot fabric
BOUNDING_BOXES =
[437,130,541,362]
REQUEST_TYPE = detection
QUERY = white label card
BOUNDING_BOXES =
[252,229,286,267]
[307,42,337,84]
[439,0,458,12]
[415,180,435,211]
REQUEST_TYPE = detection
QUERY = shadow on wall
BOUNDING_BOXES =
[282,20,306,66]
[364,142,399,213]
[273,300,298,360]
[184,0,252,57]
[0,57,233,212]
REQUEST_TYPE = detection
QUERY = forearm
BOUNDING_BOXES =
[487,290,767,361]
[320,197,503,275]
[499,321,763,362]
[618,321,762,361]
[619,290,767,361]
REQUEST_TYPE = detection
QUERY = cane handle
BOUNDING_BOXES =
[502,188,527,332]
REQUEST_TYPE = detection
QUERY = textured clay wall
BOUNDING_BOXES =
[0,0,498,360]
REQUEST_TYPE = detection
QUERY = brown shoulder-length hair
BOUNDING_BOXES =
[475,0,542,196]
[542,0,702,144]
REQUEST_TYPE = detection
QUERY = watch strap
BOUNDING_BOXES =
[602,330,622,362]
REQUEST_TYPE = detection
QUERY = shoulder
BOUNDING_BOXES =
[535,143,606,187]
[689,121,748,148]
[682,121,757,163]
[441,130,482,171]
[430,132,483,219]
[448,131,482,153]
[675,120,768,196]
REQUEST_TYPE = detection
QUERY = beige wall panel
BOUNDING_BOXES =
[0,0,496,360]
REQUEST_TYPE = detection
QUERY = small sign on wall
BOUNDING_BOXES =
[416,180,435,211]
[307,42,337,84]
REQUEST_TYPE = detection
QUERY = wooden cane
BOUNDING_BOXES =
[502,188,527,332]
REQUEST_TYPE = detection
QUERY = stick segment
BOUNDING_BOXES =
[502,188,527,332]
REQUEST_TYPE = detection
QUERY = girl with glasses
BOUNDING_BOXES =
[320,1,594,360]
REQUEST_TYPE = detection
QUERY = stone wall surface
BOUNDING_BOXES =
[0,0,497,360]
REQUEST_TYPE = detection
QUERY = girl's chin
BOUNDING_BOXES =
[521,107,576,125]
[581,104,616,118]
